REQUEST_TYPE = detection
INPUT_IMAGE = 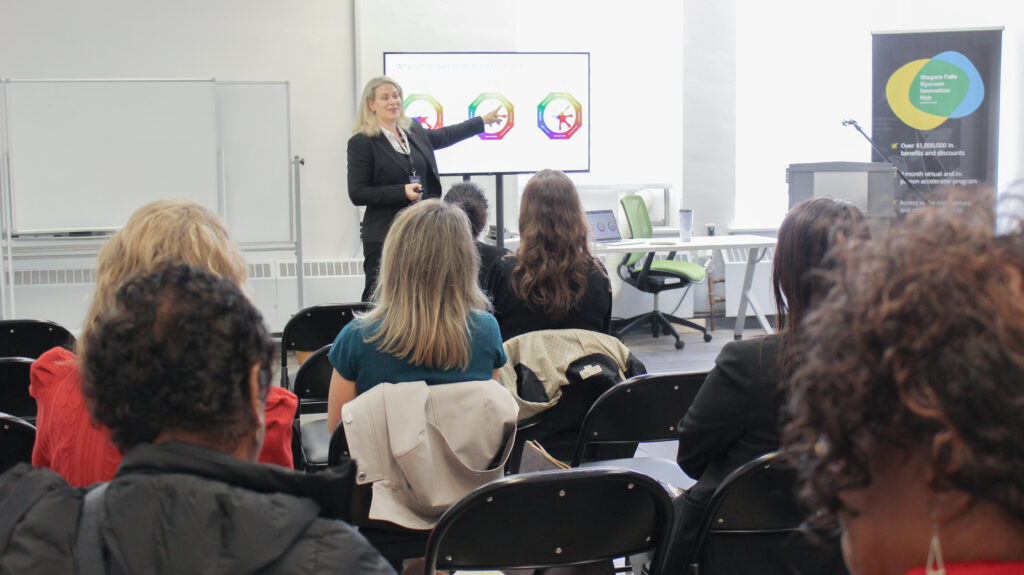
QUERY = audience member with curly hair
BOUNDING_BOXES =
[0,265,394,574]
[783,203,1024,575]
[486,169,611,341]
[29,200,298,486]
[664,198,867,571]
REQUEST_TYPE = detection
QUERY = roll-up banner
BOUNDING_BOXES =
[872,28,1002,213]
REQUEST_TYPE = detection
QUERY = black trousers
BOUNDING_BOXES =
[361,241,383,303]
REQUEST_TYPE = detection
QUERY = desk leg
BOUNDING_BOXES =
[733,247,774,340]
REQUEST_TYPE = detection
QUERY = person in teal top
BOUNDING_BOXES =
[329,311,505,395]
[326,200,507,434]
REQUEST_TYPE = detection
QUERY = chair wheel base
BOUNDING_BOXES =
[703,333,713,343]
[674,340,686,350]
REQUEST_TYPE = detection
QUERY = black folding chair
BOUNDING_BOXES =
[0,319,74,359]
[290,344,334,471]
[424,467,675,574]
[680,452,845,575]
[279,303,367,389]
[568,371,706,493]
[502,330,648,474]
[0,357,36,423]
[328,420,431,570]
[0,412,36,474]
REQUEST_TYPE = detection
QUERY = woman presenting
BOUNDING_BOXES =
[348,76,502,301]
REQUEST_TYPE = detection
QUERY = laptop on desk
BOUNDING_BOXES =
[585,210,643,245]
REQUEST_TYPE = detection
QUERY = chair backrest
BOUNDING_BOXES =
[279,303,367,387]
[292,344,334,416]
[0,412,36,474]
[621,195,654,268]
[571,371,706,466]
[0,357,36,421]
[425,467,674,574]
[327,413,351,465]
[0,319,74,359]
[686,452,844,575]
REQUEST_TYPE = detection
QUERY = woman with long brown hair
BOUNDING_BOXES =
[661,197,868,572]
[487,169,611,341]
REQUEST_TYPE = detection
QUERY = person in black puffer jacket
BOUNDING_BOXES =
[0,264,394,575]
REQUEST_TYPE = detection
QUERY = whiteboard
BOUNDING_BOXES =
[3,80,220,233]
[216,82,293,245]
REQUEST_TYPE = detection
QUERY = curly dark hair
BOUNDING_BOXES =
[81,264,276,453]
[444,181,489,237]
[782,197,1024,529]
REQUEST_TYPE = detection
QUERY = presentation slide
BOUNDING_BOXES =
[383,52,590,175]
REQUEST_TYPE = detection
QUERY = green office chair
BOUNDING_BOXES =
[614,195,712,350]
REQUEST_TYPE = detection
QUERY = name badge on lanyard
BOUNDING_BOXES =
[409,169,422,187]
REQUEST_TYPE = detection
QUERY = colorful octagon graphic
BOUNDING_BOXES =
[538,92,582,139]
[404,94,444,129]
[469,93,514,140]
[885,51,984,131]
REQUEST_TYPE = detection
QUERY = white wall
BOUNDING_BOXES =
[510,0,686,218]
[0,0,357,259]
[734,0,1024,229]
[683,0,736,235]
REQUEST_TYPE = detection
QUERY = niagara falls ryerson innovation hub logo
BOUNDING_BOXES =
[885,51,984,130]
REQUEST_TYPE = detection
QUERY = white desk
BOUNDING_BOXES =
[594,234,777,340]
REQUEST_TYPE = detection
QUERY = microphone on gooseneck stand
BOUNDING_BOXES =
[841,118,923,200]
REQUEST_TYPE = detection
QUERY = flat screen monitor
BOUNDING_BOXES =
[383,52,590,175]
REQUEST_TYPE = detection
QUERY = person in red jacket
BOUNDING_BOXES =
[30,200,297,487]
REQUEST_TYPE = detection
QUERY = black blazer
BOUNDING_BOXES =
[347,117,485,243]
[676,334,782,505]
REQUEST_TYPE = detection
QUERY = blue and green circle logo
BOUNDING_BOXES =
[885,51,984,131]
